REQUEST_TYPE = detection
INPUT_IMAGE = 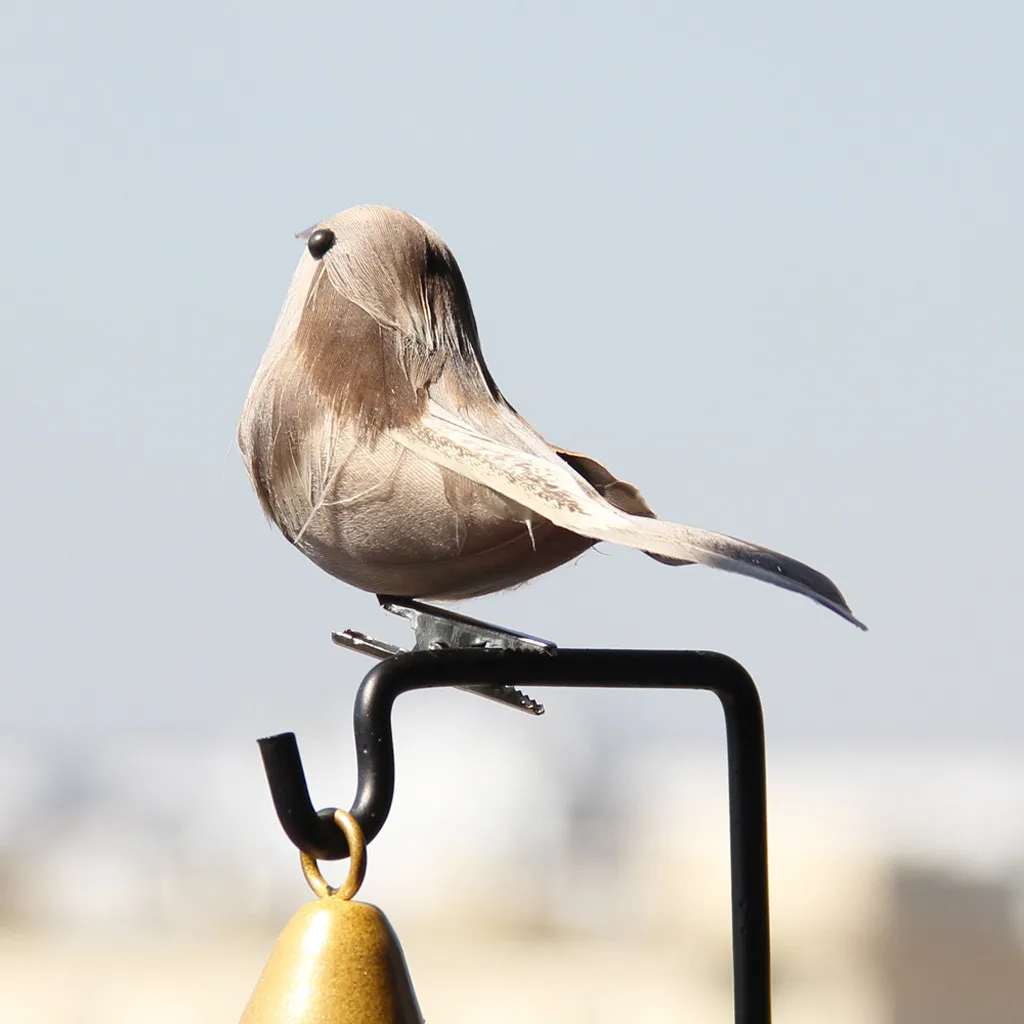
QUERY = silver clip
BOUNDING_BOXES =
[332,597,554,716]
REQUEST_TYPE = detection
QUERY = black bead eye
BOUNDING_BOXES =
[307,228,336,260]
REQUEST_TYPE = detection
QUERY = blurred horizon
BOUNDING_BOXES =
[3,728,1023,1021]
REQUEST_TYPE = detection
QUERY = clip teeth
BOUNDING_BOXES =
[458,683,545,716]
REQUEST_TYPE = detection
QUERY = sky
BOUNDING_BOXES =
[2,0,1023,747]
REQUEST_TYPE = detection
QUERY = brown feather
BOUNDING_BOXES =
[293,265,426,438]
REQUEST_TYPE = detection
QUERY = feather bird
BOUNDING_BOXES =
[239,205,864,629]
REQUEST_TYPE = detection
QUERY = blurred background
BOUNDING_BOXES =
[2,1,1023,1021]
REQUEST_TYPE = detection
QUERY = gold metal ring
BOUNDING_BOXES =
[299,809,367,900]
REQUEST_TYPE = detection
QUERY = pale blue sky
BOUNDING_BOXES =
[2,1,1022,744]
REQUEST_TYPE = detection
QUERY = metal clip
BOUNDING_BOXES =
[331,597,554,716]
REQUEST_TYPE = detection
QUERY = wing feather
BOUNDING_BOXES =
[396,407,866,629]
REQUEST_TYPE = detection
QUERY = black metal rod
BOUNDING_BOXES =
[259,646,770,1024]
[719,674,770,1024]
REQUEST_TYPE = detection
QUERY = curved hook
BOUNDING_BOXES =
[257,655,404,861]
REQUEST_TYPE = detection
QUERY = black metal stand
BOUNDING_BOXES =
[258,646,771,1024]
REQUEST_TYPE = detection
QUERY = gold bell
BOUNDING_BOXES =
[240,810,423,1024]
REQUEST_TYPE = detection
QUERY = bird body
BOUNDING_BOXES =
[239,205,864,628]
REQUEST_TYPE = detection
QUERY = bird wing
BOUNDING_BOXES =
[394,403,865,628]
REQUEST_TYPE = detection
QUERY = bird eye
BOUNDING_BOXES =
[307,228,336,260]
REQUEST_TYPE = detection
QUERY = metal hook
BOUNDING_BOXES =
[257,646,771,1024]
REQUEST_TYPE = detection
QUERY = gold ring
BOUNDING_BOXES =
[299,809,367,900]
